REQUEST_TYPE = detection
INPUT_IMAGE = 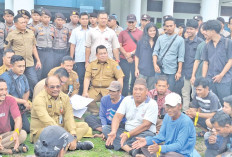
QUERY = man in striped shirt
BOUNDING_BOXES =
[186,77,222,131]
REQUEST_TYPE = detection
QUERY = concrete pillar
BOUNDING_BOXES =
[141,0,147,15]
[162,0,174,17]
[120,0,130,29]
[110,0,121,25]
[129,0,141,25]
[201,0,219,21]
[5,0,13,10]
[13,0,34,15]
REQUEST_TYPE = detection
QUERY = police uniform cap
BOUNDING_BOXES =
[18,9,31,18]
[4,9,14,16]
[193,15,203,21]
[31,9,42,16]
[89,12,97,18]
[55,13,66,20]
[163,15,172,20]
[41,9,52,17]
[70,10,79,16]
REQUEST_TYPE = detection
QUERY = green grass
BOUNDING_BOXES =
[1,129,206,157]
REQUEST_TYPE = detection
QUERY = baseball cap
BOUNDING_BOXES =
[193,15,203,21]
[164,93,182,107]
[127,14,136,22]
[109,15,117,20]
[141,14,151,21]
[107,81,121,91]
[34,126,74,157]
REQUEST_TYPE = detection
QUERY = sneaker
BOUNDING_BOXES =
[76,141,94,150]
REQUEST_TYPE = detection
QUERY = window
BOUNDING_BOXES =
[221,6,232,16]
[147,0,163,12]
[174,2,200,14]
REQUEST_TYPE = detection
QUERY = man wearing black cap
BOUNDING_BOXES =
[27,9,41,31]
[0,22,7,66]
[107,14,123,36]
[138,14,151,31]
[3,9,14,34]
[193,15,203,28]
[34,8,55,80]
[118,14,143,96]
[53,13,70,67]
[64,10,79,35]
[89,13,98,28]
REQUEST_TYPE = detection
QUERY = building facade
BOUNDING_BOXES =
[0,0,232,28]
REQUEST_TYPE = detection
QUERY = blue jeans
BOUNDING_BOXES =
[209,80,231,106]
[0,48,3,66]
[73,62,85,95]
[102,125,155,151]
[155,72,184,95]
[119,58,136,96]
[24,66,38,97]
[53,48,69,68]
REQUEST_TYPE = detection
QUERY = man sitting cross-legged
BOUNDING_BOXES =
[103,78,158,157]
[132,93,196,157]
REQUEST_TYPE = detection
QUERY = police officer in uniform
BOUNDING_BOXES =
[48,56,79,97]
[0,21,7,66]
[53,13,70,67]
[27,9,41,32]
[64,10,79,36]
[9,10,31,32]
[3,9,14,34]
[34,9,55,80]
[83,45,124,115]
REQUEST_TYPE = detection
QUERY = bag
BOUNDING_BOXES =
[157,35,178,68]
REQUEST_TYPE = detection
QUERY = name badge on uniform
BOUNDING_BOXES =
[0,113,5,118]
[92,68,98,70]
[48,105,52,108]
[59,115,63,124]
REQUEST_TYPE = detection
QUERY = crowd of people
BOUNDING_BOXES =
[0,7,232,157]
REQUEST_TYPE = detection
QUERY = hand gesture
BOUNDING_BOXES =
[147,141,159,154]
[105,132,116,146]
[132,137,147,149]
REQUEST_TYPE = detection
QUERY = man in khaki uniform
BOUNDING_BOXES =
[83,45,124,115]
[30,76,93,151]
[48,56,79,97]
[0,49,14,75]
[4,14,41,96]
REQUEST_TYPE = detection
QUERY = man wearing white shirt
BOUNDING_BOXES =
[69,12,90,95]
[103,78,158,156]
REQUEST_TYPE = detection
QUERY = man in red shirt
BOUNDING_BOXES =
[0,79,27,155]
[118,14,143,96]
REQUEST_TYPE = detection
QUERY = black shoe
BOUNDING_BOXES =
[129,148,141,157]
[76,141,94,150]
[105,144,114,149]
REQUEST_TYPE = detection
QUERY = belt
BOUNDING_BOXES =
[37,47,52,51]
[92,86,108,88]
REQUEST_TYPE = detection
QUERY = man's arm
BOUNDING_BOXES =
[202,61,209,77]
[190,60,200,84]
[135,56,139,77]
[33,46,42,69]
[82,77,91,97]
[117,77,123,90]
[213,59,232,83]
[175,62,183,81]
[111,113,124,133]
[113,48,119,61]
[14,116,22,131]
[85,47,91,68]
[70,44,76,58]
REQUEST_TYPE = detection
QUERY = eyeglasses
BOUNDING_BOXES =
[48,85,61,89]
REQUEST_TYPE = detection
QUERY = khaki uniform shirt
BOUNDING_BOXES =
[85,26,120,62]
[30,90,76,142]
[48,66,80,96]
[0,65,9,75]
[53,26,69,49]
[85,59,124,88]
[0,22,7,49]
[35,23,55,48]
[64,22,79,36]
[4,29,36,67]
